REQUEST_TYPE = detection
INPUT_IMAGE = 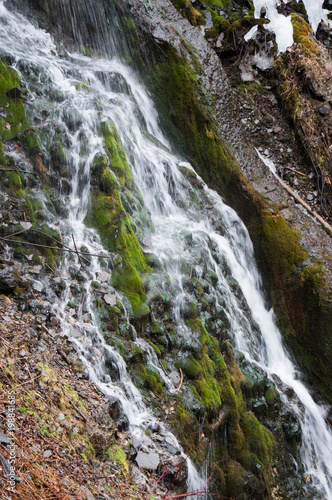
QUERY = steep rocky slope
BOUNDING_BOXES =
[0,1,331,499]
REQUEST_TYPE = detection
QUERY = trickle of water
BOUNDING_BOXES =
[1,1,332,498]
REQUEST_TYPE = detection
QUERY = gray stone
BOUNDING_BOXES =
[130,465,148,491]
[20,222,32,230]
[83,487,95,500]
[318,102,331,116]
[136,450,160,470]
[169,370,180,386]
[307,193,314,201]
[32,280,44,292]
[0,432,11,445]
[58,413,65,421]
[98,271,110,282]
[51,316,60,327]
[0,267,19,291]
[43,450,52,458]
[104,293,116,306]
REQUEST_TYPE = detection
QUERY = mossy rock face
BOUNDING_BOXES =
[100,121,134,189]
[85,124,150,318]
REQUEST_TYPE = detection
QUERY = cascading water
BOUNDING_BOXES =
[1,0,332,498]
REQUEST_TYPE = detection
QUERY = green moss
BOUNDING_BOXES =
[300,264,326,292]
[0,140,6,165]
[171,404,198,453]
[7,172,24,197]
[112,262,149,317]
[260,210,308,287]
[100,121,134,189]
[241,411,274,468]
[22,130,41,157]
[50,141,67,174]
[292,13,320,58]
[0,59,28,141]
[76,81,91,92]
[177,356,203,379]
[170,0,204,26]
[86,142,150,317]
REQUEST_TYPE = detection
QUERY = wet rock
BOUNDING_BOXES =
[0,266,19,291]
[318,102,331,116]
[136,450,160,470]
[50,316,60,326]
[99,271,110,282]
[159,454,188,489]
[6,87,21,99]
[32,280,44,292]
[106,399,129,431]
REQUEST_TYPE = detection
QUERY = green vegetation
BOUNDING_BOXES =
[85,123,150,317]
[0,59,28,141]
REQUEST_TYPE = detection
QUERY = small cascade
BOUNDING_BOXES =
[0,1,331,499]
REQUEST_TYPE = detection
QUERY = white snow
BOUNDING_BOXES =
[244,24,258,41]
[253,0,293,53]
[251,0,330,53]
[255,148,277,174]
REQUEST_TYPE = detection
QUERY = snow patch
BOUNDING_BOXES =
[251,0,330,54]
[244,25,258,42]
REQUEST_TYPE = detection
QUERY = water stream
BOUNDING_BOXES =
[1,0,332,498]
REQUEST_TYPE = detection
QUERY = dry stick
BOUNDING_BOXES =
[176,368,183,391]
[69,400,87,422]
[72,233,84,266]
[283,166,309,178]
[0,237,112,258]
[269,170,332,235]
[0,168,38,175]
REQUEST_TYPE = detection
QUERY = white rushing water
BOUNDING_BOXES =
[1,0,332,498]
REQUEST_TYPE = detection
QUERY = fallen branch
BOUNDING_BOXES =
[69,399,87,422]
[0,237,112,258]
[283,166,309,178]
[270,170,332,235]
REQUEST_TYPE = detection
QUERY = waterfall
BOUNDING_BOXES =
[1,0,332,498]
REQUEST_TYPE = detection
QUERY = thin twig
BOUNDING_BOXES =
[176,368,183,392]
[72,233,84,266]
[283,166,309,178]
[0,237,112,258]
[0,168,38,175]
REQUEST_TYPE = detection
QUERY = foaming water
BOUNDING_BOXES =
[1,0,331,498]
